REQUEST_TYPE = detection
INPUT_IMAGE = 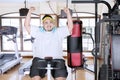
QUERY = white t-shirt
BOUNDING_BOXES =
[30,26,70,59]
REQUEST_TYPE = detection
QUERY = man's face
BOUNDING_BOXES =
[43,18,55,31]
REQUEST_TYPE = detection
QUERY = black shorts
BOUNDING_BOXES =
[29,57,68,78]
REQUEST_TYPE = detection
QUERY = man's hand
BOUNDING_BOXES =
[24,6,36,34]
[63,7,73,34]
[63,7,70,15]
[29,7,36,12]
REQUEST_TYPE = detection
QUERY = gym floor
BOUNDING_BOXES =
[0,57,94,80]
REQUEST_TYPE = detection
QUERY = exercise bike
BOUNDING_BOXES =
[37,57,62,80]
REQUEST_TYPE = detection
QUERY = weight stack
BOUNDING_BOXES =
[67,20,83,68]
[111,34,120,71]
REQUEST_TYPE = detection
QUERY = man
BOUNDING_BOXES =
[24,7,73,80]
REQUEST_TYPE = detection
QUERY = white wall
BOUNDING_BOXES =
[0,0,115,16]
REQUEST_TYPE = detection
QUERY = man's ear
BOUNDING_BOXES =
[52,19,56,25]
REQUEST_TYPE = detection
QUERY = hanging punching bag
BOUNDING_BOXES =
[67,20,83,68]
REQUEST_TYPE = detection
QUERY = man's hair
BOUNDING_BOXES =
[42,14,53,20]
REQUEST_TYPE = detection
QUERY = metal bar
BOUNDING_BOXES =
[94,2,98,80]
[71,1,111,80]
[72,1,99,3]
[71,0,111,13]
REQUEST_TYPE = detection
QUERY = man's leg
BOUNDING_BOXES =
[30,57,47,80]
[55,77,66,80]
[31,76,41,80]
[52,59,68,80]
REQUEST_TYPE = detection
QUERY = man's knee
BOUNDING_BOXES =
[55,77,66,80]
[31,76,41,80]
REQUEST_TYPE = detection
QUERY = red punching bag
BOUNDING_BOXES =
[67,20,83,68]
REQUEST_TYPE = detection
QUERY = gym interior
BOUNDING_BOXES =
[0,0,120,80]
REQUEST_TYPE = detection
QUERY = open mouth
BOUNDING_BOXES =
[46,26,53,31]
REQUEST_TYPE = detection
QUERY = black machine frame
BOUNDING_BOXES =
[72,0,111,80]
[72,0,120,80]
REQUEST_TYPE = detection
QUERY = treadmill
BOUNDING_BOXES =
[0,26,22,74]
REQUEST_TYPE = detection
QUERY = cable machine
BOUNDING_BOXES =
[71,0,111,80]
[98,0,120,80]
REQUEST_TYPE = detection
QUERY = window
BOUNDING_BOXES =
[59,12,100,52]
[0,13,40,52]
[0,12,99,53]
[22,18,40,51]
[82,18,95,51]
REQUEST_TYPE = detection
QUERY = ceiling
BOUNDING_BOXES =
[0,0,113,3]
[0,0,116,18]
[0,0,113,7]
[0,0,71,3]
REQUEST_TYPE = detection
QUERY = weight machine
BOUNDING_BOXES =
[72,0,120,80]
[71,0,112,80]
[98,0,120,80]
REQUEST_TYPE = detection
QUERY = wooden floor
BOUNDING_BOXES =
[0,58,94,80]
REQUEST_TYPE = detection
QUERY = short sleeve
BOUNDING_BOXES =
[30,25,39,37]
[57,26,70,39]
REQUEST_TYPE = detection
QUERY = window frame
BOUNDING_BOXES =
[0,12,40,52]
[0,12,100,52]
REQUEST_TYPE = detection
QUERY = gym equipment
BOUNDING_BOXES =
[19,0,29,16]
[37,57,61,80]
[18,59,32,80]
[19,8,29,16]
[0,26,22,74]
[60,0,72,18]
[18,37,35,80]
[71,1,112,80]
[67,20,84,80]
[18,37,34,76]
[111,34,120,71]
[67,20,83,68]
[19,57,62,80]
[98,0,120,80]
[61,9,72,18]
[18,59,32,75]
[82,32,95,73]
